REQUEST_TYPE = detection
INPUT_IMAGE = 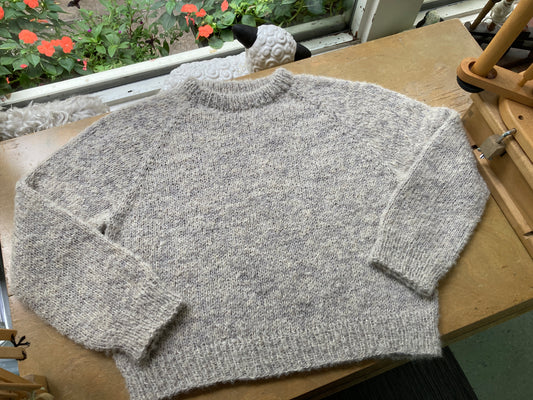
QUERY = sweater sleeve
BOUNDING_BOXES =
[369,108,489,297]
[10,111,184,362]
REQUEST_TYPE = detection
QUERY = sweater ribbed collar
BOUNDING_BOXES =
[181,68,294,111]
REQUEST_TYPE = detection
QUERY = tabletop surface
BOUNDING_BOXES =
[1,20,533,400]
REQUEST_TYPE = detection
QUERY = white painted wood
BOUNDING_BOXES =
[351,0,424,42]
[416,0,486,25]
[1,15,350,108]
[0,41,245,107]
[350,0,380,41]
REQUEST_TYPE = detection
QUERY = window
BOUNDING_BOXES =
[1,0,483,107]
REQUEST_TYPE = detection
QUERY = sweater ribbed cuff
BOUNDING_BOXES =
[369,237,442,297]
[112,285,185,362]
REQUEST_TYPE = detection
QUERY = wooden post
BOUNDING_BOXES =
[471,0,533,77]
[519,63,533,86]
[470,0,499,31]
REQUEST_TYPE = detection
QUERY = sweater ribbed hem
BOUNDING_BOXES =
[116,310,441,399]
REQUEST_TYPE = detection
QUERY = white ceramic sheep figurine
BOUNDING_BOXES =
[160,24,312,92]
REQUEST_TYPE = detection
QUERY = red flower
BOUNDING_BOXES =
[45,37,74,54]
[37,40,55,57]
[181,3,197,13]
[221,0,228,12]
[18,30,38,44]
[24,0,39,9]
[197,24,214,39]
[0,6,4,20]
[60,36,74,53]
[185,15,195,25]
[196,8,207,17]
[20,64,28,69]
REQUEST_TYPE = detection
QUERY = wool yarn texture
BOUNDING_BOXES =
[11,68,489,399]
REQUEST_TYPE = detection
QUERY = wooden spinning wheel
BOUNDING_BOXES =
[458,0,533,258]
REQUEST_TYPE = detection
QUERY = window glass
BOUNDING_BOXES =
[0,0,355,95]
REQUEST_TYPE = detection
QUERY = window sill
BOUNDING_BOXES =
[1,15,350,109]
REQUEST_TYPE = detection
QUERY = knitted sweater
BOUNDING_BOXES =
[11,68,489,399]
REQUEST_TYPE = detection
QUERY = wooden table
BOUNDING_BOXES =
[1,20,533,400]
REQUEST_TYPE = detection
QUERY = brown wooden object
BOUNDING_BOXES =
[457,0,533,255]
[457,0,533,101]
[500,96,533,159]
[457,57,533,106]
[1,21,533,400]
[518,63,533,86]
[0,330,50,399]
[472,0,533,77]
[462,92,533,258]
[470,0,500,31]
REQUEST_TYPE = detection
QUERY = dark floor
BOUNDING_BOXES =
[326,311,533,400]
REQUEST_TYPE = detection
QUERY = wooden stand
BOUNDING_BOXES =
[458,0,533,258]
[0,330,51,400]
[469,0,500,31]
[463,92,533,258]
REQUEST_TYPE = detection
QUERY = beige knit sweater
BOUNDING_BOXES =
[11,68,488,399]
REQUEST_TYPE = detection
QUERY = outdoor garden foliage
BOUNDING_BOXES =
[0,0,346,95]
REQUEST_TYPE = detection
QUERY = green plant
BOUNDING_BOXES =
[176,0,347,49]
[0,0,86,95]
[72,0,184,72]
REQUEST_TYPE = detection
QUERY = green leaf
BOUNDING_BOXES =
[305,0,325,15]
[59,57,75,72]
[165,1,175,15]
[14,2,27,10]
[96,45,107,55]
[93,24,104,38]
[18,73,34,89]
[41,62,59,76]
[0,66,10,76]
[241,14,256,27]
[178,15,190,31]
[74,64,92,75]
[0,28,11,38]
[105,33,120,45]
[220,12,235,26]
[27,54,41,67]
[150,0,167,10]
[220,29,234,42]
[13,58,29,70]
[108,45,118,58]
[0,42,20,51]
[25,66,41,78]
[159,44,169,57]
[158,12,177,31]
[0,57,16,66]
[208,36,224,49]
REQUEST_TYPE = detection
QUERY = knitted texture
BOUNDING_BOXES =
[10,68,489,399]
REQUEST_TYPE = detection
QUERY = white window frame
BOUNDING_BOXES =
[1,0,483,109]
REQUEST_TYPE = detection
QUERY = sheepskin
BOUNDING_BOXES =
[0,96,109,141]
